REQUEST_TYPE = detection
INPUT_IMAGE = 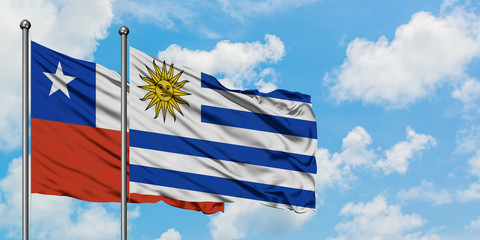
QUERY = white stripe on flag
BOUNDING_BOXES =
[95,64,121,131]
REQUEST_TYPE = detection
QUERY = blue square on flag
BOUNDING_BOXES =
[31,41,96,127]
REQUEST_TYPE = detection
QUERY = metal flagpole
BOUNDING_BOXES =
[119,25,129,240]
[20,19,31,240]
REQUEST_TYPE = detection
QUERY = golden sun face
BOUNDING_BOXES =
[139,60,190,121]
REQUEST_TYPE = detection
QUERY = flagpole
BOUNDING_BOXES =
[20,19,31,240]
[119,25,129,240]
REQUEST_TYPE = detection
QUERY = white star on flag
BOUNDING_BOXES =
[44,62,76,98]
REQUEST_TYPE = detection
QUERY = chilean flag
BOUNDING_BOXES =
[30,41,223,214]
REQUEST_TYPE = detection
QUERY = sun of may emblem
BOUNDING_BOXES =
[139,60,190,121]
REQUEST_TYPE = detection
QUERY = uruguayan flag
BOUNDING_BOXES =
[129,47,317,213]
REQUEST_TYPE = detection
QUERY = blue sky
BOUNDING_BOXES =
[1,0,480,239]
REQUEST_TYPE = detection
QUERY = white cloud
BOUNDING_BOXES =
[316,126,376,190]
[338,35,347,47]
[375,126,436,175]
[326,7,480,108]
[255,79,278,93]
[465,216,480,232]
[457,182,480,202]
[316,148,351,190]
[3,0,115,60]
[397,180,452,205]
[328,195,439,240]
[114,0,229,39]
[209,201,314,240]
[457,150,480,202]
[317,126,435,190]
[128,206,141,219]
[455,125,480,154]
[404,232,442,240]
[114,0,194,29]
[254,68,279,93]
[0,158,23,236]
[40,202,119,239]
[155,228,182,240]
[441,0,460,13]
[0,157,120,239]
[115,0,319,37]
[340,126,376,167]
[469,150,480,178]
[452,78,480,107]
[217,0,321,20]
[158,34,285,90]
[0,0,115,151]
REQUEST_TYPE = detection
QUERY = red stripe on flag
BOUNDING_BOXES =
[129,194,224,214]
[31,118,223,214]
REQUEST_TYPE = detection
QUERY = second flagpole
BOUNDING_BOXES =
[119,26,129,240]
[20,19,31,240]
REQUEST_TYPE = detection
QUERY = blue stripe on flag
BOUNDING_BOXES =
[130,164,316,208]
[130,130,316,174]
[201,73,311,103]
[201,105,317,139]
